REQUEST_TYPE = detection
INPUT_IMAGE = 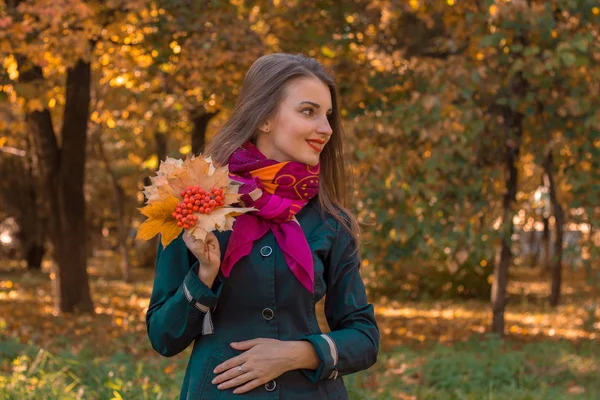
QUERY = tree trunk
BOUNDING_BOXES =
[25,136,47,270]
[585,225,595,282]
[0,135,47,270]
[490,136,520,335]
[527,227,538,268]
[544,151,564,307]
[155,131,168,162]
[490,95,524,335]
[540,214,551,275]
[55,60,94,312]
[191,110,219,155]
[25,242,44,270]
[20,59,94,313]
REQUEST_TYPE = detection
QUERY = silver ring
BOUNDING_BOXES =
[237,365,244,373]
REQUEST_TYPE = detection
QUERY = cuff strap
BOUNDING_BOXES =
[183,281,215,335]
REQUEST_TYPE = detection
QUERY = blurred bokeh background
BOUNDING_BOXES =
[1,0,599,398]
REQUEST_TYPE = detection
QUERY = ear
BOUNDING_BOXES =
[258,121,271,133]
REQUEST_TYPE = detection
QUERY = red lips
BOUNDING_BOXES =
[306,140,324,152]
[307,139,326,144]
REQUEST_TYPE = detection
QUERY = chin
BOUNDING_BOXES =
[300,156,320,167]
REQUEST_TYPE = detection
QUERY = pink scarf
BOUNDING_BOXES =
[221,142,319,292]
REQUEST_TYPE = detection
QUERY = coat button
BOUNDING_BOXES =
[260,246,273,257]
[265,379,277,392]
[262,308,274,320]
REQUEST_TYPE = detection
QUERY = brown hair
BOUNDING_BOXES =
[205,53,360,244]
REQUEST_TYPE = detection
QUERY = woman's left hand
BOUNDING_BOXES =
[211,338,299,394]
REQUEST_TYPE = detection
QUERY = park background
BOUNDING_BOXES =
[1,0,599,398]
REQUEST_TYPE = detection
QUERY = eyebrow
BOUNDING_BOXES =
[299,101,333,113]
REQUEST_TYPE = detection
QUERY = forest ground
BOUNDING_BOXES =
[0,253,598,399]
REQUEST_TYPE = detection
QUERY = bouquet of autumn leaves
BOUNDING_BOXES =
[136,155,255,248]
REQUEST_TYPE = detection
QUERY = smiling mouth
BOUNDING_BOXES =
[306,140,324,152]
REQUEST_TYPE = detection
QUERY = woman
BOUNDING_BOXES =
[146,53,379,399]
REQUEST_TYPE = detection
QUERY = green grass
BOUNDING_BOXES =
[0,336,186,399]
[346,335,600,400]
[1,335,598,399]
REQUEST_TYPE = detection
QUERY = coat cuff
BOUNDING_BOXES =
[298,333,339,382]
[183,261,222,309]
[182,263,223,336]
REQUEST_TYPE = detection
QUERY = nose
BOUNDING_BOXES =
[318,116,333,136]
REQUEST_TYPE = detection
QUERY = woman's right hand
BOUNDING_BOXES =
[182,231,221,289]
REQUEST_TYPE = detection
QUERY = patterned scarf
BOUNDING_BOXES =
[221,141,320,292]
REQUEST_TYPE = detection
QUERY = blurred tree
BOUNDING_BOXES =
[149,0,265,154]
[0,0,147,312]
[345,0,600,332]
[0,130,46,270]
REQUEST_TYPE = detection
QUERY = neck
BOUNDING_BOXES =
[254,135,288,163]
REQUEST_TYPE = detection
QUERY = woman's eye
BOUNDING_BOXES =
[302,108,314,116]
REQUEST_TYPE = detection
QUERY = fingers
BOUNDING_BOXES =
[202,241,211,262]
[230,339,262,351]
[206,231,216,242]
[214,339,266,375]
[183,231,218,261]
[214,354,246,374]
[205,233,218,252]
[183,231,201,249]
[211,339,274,393]
[215,370,256,391]
[183,230,209,245]
[212,363,248,385]
[233,378,264,394]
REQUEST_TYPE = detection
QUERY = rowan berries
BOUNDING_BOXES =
[173,185,226,225]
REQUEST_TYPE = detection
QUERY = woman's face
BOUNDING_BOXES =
[256,76,333,166]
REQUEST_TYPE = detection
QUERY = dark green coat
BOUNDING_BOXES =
[146,197,380,399]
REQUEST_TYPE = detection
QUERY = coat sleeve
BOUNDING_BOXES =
[146,232,223,357]
[300,221,380,381]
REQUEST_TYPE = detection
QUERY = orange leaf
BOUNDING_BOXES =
[164,365,175,374]
[136,194,182,247]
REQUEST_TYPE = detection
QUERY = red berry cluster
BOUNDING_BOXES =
[171,186,225,229]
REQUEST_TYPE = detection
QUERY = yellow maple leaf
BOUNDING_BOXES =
[203,164,233,190]
[225,192,242,205]
[188,206,255,241]
[187,156,214,182]
[143,157,185,202]
[223,214,236,231]
[166,157,211,194]
[136,194,182,247]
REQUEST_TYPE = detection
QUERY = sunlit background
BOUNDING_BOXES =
[1,0,599,399]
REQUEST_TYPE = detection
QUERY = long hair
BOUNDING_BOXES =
[205,53,360,244]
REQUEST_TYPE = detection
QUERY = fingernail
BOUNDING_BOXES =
[211,378,216,384]
[217,384,223,389]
